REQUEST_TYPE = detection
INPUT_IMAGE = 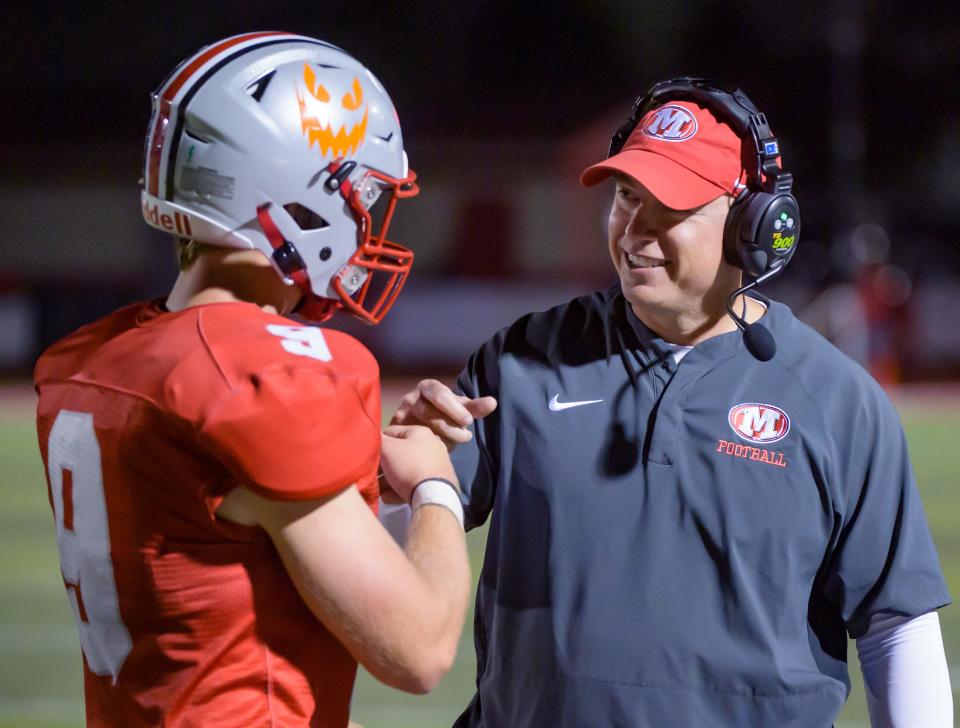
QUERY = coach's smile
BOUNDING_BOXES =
[623,251,669,270]
[605,174,751,343]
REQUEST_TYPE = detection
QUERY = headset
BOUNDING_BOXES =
[609,77,800,361]
[609,77,800,282]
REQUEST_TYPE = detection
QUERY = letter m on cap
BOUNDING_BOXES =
[643,105,697,141]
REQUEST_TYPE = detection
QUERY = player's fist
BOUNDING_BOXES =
[380,425,459,504]
[391,379,497,448]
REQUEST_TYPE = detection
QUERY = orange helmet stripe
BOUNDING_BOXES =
[146,32,296,198]
[160,31,294,102]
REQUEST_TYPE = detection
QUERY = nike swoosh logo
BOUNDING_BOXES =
[548,394,604,411]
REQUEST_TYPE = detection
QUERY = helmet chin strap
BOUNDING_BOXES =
[256,205,309,287]
[293,297,339,322]
[255,204,340,322]
[254,158,418,325]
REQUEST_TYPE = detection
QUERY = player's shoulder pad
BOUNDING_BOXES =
[34,302,147,386]
[165,305,378,412]
[201,305,375,382]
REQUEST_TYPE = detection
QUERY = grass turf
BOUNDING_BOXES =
[0,387,956,727]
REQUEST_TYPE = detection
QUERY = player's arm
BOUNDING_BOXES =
[217,425,470,694]
[387,378,500,533]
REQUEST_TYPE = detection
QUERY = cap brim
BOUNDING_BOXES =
[580,149,728,210]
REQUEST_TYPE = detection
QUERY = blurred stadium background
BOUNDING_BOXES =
[2,1,959,726]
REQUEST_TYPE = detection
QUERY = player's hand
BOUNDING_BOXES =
[380,425,459,504]
[378,472,404,505]
[391,379,497,448]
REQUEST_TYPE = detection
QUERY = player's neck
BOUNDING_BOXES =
[166,248,301,316]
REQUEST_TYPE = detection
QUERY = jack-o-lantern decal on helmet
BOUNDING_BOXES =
[297,63,369,157]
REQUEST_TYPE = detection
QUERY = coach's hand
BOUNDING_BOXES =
[391,379,497,448]
[380,425,459,504]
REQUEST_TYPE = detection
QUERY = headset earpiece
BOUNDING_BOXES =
[723,190,801,279]
[608,116,638,158]
[723,192,759,275]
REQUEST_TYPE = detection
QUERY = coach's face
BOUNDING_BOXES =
[608,174,739,321]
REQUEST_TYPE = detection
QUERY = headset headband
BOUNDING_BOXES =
[608,77,793,196]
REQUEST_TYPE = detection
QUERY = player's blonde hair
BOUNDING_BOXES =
[174,238,209,271]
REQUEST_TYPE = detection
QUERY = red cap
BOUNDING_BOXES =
[581,100,746,209]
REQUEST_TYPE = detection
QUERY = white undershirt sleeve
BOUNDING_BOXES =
[377,499,412,546]
[856,610,953,728]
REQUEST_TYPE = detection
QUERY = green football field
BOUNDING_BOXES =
[1,384,956,728]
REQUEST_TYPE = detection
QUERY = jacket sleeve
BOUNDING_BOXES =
[451,335,503,531]
[819,383,951,638]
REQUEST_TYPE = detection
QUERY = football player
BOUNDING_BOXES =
[34,32,470,727]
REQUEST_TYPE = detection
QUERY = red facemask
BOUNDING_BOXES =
[258,162,418,324]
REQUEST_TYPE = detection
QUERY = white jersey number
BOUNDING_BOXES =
[266,324,332,361]
[46,410,131,679]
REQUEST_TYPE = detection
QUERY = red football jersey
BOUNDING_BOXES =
[34,300,382,727]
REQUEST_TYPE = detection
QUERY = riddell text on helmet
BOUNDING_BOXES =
[143,201,194,236]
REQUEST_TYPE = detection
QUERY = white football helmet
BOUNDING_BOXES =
[141,31,418,323]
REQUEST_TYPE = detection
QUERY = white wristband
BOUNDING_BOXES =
[411,479,464,529]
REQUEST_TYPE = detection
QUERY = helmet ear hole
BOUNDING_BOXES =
[183,128,210,145]
[283,203,328,230]
[245,70,276,102]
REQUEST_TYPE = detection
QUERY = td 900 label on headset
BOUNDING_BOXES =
[772,232,796,251]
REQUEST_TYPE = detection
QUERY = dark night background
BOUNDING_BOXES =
[2,0,959,378]
[1,6,959,727]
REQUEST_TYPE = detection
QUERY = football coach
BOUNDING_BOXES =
[388,79,953,727]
